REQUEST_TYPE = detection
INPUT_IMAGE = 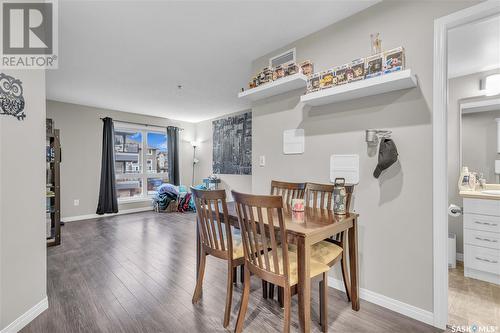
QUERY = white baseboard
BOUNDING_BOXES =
[327,279,434,326]
[456,252,463,262]
[62,207,152,223]
[1,297,48,333]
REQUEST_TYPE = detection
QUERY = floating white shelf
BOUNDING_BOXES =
[300,69,417,107]
[238,73,308,101]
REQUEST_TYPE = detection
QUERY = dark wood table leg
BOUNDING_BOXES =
[297,236,311,333]
[348,217,360,311]
[196,219,200,279]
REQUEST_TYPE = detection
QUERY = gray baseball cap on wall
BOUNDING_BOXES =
[373,138,398,178]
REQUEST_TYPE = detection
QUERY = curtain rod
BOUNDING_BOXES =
[100,117,184,131]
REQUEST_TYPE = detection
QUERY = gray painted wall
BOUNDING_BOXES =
[46,100,196,219]
[250,0,475,312]
[195,111,252,201]
[0,71,47,330]
[448,70,500,255]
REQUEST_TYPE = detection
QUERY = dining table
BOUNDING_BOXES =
[195,201,360,333]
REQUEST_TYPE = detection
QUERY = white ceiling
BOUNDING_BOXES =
[448,14,500,79]
[47,1,379,123]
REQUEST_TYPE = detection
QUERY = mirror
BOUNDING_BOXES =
[460,96,500,183]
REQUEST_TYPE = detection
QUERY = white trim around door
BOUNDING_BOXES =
[433,1,500,329]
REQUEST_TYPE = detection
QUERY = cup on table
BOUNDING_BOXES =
[292,198,305,212]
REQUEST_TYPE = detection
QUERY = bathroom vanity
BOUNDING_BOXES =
[460,188,500,284]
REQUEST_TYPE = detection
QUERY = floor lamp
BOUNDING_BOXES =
[191,141,199,186]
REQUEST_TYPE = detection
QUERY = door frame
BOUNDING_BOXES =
[433,1,500,329]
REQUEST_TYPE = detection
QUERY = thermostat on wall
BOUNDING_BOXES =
[283,129,305,154]
[330,154,360,184]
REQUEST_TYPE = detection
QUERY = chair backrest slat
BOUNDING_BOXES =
[247,206,263,269]
[232,191,289,283]
[270,180,306,206]
[305,182,355,211]
[214,202,225,252]
[256,207,271,271]
[191,188,232,257]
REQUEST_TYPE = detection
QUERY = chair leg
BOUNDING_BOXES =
[192,253,206,303]
[321,272,328,332]
[235,266,251,333]
[261,281,268,299]
[278,286,284,308]
[283,286,291,333]
[240,265,244,283]
[233,267,237,284]
[224,262,234,328]
[319,280,323,325]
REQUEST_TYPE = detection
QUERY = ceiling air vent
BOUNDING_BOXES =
[269,49,296,68]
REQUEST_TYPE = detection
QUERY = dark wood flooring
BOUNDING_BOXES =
[22,211,441,333]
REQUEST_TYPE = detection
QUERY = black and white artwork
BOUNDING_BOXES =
[0,73,25,120]
[212,112,252,175]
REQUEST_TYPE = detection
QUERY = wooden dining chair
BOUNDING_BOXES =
[266,180,306,299]
[191,188,244,328]
[270,180,306,205]
[304,182,355,324]
[232,191,331,333]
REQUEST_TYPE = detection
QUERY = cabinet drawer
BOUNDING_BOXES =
[464,245,500,275]
[463,198,500,216]
[465,229,500,250]
[464,214,500,233]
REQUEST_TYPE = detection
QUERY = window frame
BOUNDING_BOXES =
[114,123,169,202]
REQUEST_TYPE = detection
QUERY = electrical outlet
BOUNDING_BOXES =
[74,199,79,206]
[259,155,266,167]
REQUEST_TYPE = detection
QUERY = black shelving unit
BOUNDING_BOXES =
[46,129,61,247]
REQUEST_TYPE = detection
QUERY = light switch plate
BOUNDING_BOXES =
[74,199,80,206]
[259,155,266,167]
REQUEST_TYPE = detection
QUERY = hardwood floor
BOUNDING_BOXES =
[23,211,440,333]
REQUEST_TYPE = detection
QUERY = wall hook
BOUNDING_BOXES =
[365,129,392,145]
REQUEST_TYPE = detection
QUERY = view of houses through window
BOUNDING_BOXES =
[114,127,169,200]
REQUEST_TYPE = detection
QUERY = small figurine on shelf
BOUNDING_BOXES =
[349,58,366,82]
[259,67,273,84]
[334,64,349,85]
[384,47,405,74]
[365,53,384,78]
[370,32,382,55]
[320,70,335,89]
[299,60,314,78]
[307,73,321,93]
[285,62,299,76]
[272,65,285,81]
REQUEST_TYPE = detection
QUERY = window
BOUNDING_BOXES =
[114,126,169,200]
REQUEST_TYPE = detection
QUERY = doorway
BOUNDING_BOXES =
[433,1,500,330]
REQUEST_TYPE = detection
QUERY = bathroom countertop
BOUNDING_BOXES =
[460,184,500,200]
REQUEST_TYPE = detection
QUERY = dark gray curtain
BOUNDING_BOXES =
[96,117,118,214]
[167,126,180,185]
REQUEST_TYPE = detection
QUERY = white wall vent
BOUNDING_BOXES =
[269,48,296,68]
